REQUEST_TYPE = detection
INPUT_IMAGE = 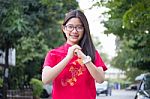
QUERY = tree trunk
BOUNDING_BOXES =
[2,47,9,99]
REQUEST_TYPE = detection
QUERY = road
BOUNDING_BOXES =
[96,90,136,99]
[44,89,136,99]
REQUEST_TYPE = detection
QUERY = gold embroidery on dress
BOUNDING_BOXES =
[61,58,86,86]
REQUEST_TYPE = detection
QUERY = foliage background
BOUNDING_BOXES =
[0,0,79,89]
[93,0,150,82]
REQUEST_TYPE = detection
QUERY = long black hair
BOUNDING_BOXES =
[62,10,96,62]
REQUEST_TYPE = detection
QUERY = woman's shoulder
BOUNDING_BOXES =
[48,44,68,55]
[95,49,100,54]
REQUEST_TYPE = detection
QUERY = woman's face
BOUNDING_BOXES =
[62,18,84,45]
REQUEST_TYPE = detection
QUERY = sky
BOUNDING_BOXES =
[78,0,116,59]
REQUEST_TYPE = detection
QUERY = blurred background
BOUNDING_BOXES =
[0,0,149,99]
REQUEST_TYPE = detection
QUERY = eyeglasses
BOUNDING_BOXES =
[64,25,84,32]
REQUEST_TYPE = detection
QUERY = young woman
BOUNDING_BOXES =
[42,10,107,99]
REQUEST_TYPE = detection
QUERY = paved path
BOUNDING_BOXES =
[96,90,136,99]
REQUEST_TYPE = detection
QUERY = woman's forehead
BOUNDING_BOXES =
[66,18,82,25]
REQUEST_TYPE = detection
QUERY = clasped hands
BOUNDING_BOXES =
[67,44,86,60]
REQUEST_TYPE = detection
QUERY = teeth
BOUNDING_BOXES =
[70,35,79,37]
[69,35,79,38]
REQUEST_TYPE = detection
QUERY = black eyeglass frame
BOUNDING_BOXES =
[64,25,84,32]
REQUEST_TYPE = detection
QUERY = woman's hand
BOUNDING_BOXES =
[74,49,86,59]
[66,44,81,59]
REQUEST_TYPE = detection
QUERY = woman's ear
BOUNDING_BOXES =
[61,25,65,32]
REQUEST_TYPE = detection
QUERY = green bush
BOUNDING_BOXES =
[30,78,43,98]
[0,78,3,87]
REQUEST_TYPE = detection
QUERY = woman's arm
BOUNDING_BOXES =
[42,56,71,84]
[75,49,105,83]
[42,44,81,84]
[85,62,105,83]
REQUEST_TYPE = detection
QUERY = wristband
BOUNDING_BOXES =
[82,56,91,64]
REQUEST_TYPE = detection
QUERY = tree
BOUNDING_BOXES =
[9,32,49,89]
[95,0,150,72]
[91,0,150,82]
[0,0,78,98]
[0,0,36,97]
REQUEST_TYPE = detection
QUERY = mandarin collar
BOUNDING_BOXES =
[64,43,72,49]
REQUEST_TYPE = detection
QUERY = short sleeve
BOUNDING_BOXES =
[43,51,57,68]
[94,50,107,71]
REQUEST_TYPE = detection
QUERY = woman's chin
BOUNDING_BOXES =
[67,39,79,44]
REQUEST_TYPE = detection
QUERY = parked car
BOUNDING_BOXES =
[96,81,112,96]
[126,84,137,91]
[135,73,150,99]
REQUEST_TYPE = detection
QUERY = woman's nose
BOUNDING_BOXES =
[72,27,78,33]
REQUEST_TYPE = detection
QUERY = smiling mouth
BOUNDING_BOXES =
[69,34,79,39]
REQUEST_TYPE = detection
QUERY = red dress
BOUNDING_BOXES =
[43,43,107,99]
